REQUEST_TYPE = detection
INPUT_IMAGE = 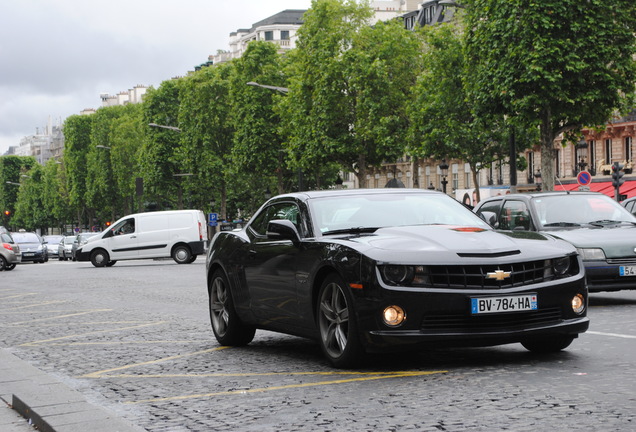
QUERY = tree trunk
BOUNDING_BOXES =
[355,154,367,188]
[540,109,556,192]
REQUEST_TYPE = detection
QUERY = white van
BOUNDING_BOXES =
[76,210,208,267]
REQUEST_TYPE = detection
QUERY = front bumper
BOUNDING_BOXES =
[584,260,636,292]
[353,275,589,352]
[20,251,46,262]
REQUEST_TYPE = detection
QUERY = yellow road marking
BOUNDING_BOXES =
[125,370,448,404]
[45,340,210,346]
[0,300,67,310]
[107,370,446,379]
[0,293,38,300]
[9,309,112,325]
[19,321,167,347]
[80,346,229,378]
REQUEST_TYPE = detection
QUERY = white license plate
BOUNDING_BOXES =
[619,266,636,276]
[23,253,34,257]
[471,294,537,314]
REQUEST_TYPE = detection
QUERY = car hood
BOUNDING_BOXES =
[335,225,572,264]
[541,226,636,259]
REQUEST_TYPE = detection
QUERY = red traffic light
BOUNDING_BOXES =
[3,210,9,216]
[105,221,111,226]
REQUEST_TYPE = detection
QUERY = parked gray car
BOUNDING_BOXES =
[0,232,21,270]
[58,235,76,261]
[11,231,48,263]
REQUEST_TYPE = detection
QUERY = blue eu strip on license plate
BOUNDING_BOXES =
[471,294,538,314]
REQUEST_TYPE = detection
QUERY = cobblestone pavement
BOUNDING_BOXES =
[1,260,635,431]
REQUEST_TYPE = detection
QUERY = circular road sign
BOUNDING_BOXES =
[577,171,592,186]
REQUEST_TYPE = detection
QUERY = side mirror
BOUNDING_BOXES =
[479,211,498,228]
[266,219,300,244]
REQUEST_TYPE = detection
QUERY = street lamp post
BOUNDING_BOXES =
[438,160,449,194]
[148,123,182,132]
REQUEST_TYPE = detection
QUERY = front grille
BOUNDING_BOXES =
[607,258,636,265]
[428,260,552,289]
[421,307,563,332]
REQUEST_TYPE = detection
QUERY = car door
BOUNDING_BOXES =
[106,217,139,260]
[242,201,302,322]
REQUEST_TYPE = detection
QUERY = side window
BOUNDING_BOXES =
[249,203,302,237]
[476,200,503,228]
[500,201,533,231]
[112,218,136,236]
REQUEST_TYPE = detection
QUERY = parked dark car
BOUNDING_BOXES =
[475,191,636,292]
[11,231,48,263]
[206,189,589,367]
[43,235,64,258]
[0,232,21,270]
[58,235,76,261]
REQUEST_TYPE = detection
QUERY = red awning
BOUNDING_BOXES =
[555,180,636,200]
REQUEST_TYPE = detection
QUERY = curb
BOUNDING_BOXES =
[0,349,144,432]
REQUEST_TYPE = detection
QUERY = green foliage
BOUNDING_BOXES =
[62,114,93,223]
[463,0,636,190]
[12,164,46,230]
[141,79,183,209]
[178,64,235,217]
[408,22,509,198]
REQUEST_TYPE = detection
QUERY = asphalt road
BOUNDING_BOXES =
[1,259,635,431]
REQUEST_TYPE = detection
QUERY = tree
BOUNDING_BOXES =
[408,21,509,201]
[280,0,374,186]
[141,79,183,210]
[63,114,93,227]
[13,164,46,230]
[178,63,235,219]
[464,0,636,191]
[231,41,289,194]
[0,156,37,229]
[41,158,72,231]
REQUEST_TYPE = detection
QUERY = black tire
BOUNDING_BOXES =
[90,249,109,267]
[317,274,364,368]
[208,269,255,346]
[172,245,192,264]
[106,261,117,267]
[58,257,64,261]
[0,255,6,271]
[187,255,197,263]
[521,336,575,353]
[5,263,16,270]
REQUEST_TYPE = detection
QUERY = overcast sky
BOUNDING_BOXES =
[0,0,312,155]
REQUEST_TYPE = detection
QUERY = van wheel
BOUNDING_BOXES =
[172,245,192,264]
[90,249,109,267]
[106,261,117,267]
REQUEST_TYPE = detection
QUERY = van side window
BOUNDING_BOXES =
[113,218,135,235]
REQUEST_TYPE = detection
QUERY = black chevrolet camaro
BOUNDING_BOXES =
[206,189,589,367]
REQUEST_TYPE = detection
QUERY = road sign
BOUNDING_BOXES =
[208,213,218,227]
[577,171,592,186]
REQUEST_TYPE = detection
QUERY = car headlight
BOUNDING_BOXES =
[380,265,430,286]
[576,248,606,261]
[553,256,571,276]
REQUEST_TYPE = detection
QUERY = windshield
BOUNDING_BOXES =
[532,194,636,227]
[310,192,490,235]
[12,233,40,243]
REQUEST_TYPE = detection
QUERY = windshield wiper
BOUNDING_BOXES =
[543,222,581,227]
[322,227,380,236]
[588,220,632,227]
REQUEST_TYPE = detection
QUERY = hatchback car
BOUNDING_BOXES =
[0,232,21,270]
[58,235,76,260]
[206,189,588,367]
[475,191,636,292]
[43,235,64,259]
[622,195,636,216]
[11,231,48,263]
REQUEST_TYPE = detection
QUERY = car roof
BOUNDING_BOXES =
[271,188,442,201]
[480,191,606,202]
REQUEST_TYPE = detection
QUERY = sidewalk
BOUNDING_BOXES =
[0,348,145,432]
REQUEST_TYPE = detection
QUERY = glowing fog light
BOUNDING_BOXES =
[571,294,586,315]
[383,305,406,327]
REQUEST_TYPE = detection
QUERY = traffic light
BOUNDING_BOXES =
[3,210,9,216]
[611,162,625,188]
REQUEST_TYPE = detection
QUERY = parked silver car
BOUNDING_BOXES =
[58,235,76,261]
[0,232,21,271]
[43,235,64,258]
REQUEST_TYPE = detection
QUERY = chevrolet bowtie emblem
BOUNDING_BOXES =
[486,270,511,281]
